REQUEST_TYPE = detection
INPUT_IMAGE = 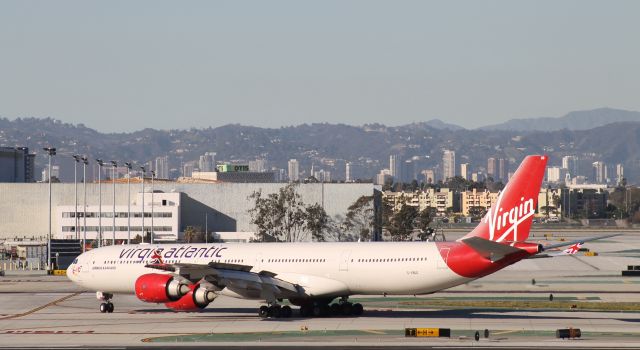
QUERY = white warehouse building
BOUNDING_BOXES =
[0,183,380,242]
[56,192,180,241]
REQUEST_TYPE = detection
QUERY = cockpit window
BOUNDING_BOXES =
[72,258,78,264]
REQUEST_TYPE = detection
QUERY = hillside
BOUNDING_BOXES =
[1,116,639,183]
[479,108,640,132]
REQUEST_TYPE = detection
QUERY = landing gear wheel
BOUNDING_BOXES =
[268,305,281,318]
[299,304,312,317]
[281,305,293,318]
[330,303,341,316]
[312,305,323,317]
[352,303,363,316]
[99,303,108,313]
[259,305,269,318]
[106,302,114,313]
[341,302,353,316]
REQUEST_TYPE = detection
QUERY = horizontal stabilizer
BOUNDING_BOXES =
[541,233,621,251]
[461,236,522,262]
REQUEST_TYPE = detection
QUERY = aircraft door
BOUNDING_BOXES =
[339,251,351,272]
[255,253,263,271]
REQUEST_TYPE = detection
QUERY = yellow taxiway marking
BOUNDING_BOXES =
[361,329,387,334]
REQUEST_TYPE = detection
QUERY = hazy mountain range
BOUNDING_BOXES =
[1,108,639,183]
[477,108,640,132]
[420,107,640,132]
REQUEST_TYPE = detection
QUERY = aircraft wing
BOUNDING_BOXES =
[530,233,621,258]
[144,261,304,299]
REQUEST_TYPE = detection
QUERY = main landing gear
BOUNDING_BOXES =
[299,297,363,317]
[258,303,293,319]
[259,297,364,319]
[97,292,114,313]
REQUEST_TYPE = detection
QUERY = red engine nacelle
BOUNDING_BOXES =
[135,273,189,303]
[165,283,217,312]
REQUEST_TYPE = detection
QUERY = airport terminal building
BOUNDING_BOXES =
[0,182,380,242]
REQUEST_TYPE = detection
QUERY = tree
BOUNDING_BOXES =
[344,195,374,241]
[184,226,205,243]
[248,190,280,241]
[468,206,487,222]
[249,183,322,242]
[416,207,434,233]
[325,214,353,242]
[387,204,418,241]
[305,203,329,242]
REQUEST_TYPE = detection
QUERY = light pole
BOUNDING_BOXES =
[96,159,104,247]
[72,155,82,240]
[43,147,56,270]
[151,170,155,244]
[82,156,88,252]
[110,161,117,245]
[140,166,146,243]
[125,162,132,244]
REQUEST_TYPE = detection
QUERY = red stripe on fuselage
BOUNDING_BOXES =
[435,241,531,279]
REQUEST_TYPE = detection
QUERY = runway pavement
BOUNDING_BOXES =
[0,230,639,348]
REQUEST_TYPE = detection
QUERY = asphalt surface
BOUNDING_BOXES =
[1,230,639,348]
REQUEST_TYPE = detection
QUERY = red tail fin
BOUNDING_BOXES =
[462,155,547,243]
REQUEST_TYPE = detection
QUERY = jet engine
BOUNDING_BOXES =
[134,273,189,303]
[165,283,217,311]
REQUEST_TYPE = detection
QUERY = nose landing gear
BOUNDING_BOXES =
[99,302,114,313]
[97,292,114,313]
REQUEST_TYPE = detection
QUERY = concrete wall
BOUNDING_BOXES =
[0,183,377,240]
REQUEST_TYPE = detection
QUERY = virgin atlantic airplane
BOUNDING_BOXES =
[67,155,613,318]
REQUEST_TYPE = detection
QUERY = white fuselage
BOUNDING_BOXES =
[67,241,471,299]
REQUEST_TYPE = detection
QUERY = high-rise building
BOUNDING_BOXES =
[402,159,417,182]
[313,169,331,182]
[487,157,507,182]
[422,169,435,184]
[562,156,578,177]
[155,156,170,179]
[198,152,216,172]
[288,159,299,182]
[442,150,455,180]
[376,169,392,185]
[498,158,507,182]
[248,159,267,172]
[182,163,194,177]
[41,165,60,182]
[592,161,607,183]
[471,172,485,182]
[487,157,497,180]
[547,166,567,183]
[0,147,35,183]
[460,163,469,180]
[389,154,401,181]
[345,162,352,182]
[616,163,624,185]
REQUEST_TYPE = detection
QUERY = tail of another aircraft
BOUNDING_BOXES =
[461,155,548,244]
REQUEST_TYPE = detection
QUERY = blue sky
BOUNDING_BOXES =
[1,0,639,132]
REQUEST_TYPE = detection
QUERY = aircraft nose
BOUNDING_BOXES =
[66,265,75,281]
